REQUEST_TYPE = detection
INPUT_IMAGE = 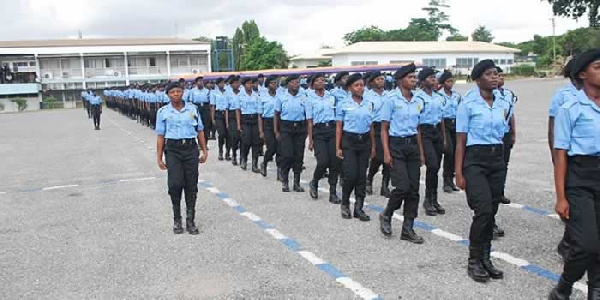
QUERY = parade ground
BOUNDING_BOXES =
[0,78,584,299]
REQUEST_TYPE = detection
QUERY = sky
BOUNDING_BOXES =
[0,0,588,56]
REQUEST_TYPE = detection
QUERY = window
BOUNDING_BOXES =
[149,57,156,67]
[456,58,479,68]
[365,61,378,65]
[390,60,413,64]
[84,59,96,69]
[350,61,365,66]
[500,59,507,65]
[105,58,111,68]
[178,59,188,67]
[493,59,499,64]
[29,61,36,67]
[507,59,514,65]
[423,58,447,68]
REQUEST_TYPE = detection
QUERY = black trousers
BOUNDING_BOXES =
[165,141,199,217]
[150,103,157,128]
[91,105,101,127]
[420,124,443,195]
[228,111,240,155]
[312,122,340,187]
[215,111,229,154]
[502,132,513,196]
[443,119,457,178]
[463,145,506,247]
[241,114,260,161]
[561,156,600,287]
[280,121,306,179]
[386,136,421,219]
[263,118,280,166]
[341,131,371,205]
[198,103,212,138]
[368,122,390,180]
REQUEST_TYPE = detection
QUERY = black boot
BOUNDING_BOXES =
[353,198,371,221]
[493,224,505,239]
[329,184,341,204]
[240,157,247,170]
[276,167,282,181]
[172,203,184,234]
[548,277,572,300]
[293,174,305,192]
[443,177,453,193]
[365,178,373,195]
[450,177,460,191]
[432,191,445,215]
[341,205,352,219]
[500,195,511,204]
[251,158,260,173]
[281,172,290,192]
[260,161,268,177]
[379,208,393,236]
[468,245,490,283]
[185,209,199,235]
[380,176,391,198]
[218,149,224,161]
[232,155,238,166]
[401,218,425,244]
[423,190,437,216]
[309,180,318,199]
[225,150,231,161]
[481,243,503,279]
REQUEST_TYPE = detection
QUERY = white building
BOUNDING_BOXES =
[328,41,520,75]
[288,49,334,69]
[0,38,210,112]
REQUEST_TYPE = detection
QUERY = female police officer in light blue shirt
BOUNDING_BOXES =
[258,75,280,178]
[156,82,209,235]
[438,70,462,193]
[378,63,426,244]
[455,60,508,283]
[549,49,600,300]
[236,77,261,172]
[210,77,230,161]
[336,73,376,221]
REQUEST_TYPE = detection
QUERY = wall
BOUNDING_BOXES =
[289,59,331,69]
[0,95,40,113]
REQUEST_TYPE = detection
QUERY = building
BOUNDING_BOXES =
[0,38,210,112]
[288,49,334,69]
[327,41,520,75]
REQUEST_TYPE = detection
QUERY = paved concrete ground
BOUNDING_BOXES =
[0,78,583,299]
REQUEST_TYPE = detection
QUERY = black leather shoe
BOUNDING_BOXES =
[293,183,305,192]
[173,219,184,234]
[225,153,231,161]
[443,185,453,193]
[379,214,392,236]
[251,162,260,173]
[309,180,318,199]
[400,218,424,244]
[451,182,460,192]
[232,156,238,166]
[341,205,352,219]
[493,224,505,239]
[468,258,490,283]
[282,182,290,192]
[218,154,224,161]
[482,244,503,279]
[548,277,572,300]
[329,194,341,204]
[423,198,437,216]
[365,179,373,195]
[433,201,446,215]
[186,219,199,235]
[260,162,267,177]
[500,196,511,204]
[240,159,247,170]
[353,207,371,221]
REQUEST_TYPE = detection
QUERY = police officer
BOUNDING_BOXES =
[259,75,281,178]
[378,63,426,243]
[455,60,507,283]
[336,73,375,221]
[274,75,307,193]
[236,77,261,172]
[416,67,446,216]
[210,77,230,161]
[226,76,242,165]
[331,71,350,104]
[257,73,268,95]
[495,68,517,205]
[188,77,211,139]
[156,82,209,235]
[306,73,342,204]
[82,90,91,119]
[548,49,600,300]
[438,70,462,193]
[90,92,102,130]
[365,71,391,198]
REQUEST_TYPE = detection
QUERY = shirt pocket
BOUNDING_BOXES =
[573,118,595,138]
[470,112,485,129]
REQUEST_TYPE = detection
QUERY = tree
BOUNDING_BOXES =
[232,20,262,71]
[232,28,244,71]
[193,36,213,43]
[343,26,387,45]
[422,0,457,37]
[446,34,468,41]
[240,37,289,70]
[547,0,599,27]
[241,20,260,45]
[400,18,439,41]
[560,27,600,55]
[471,25,494,42]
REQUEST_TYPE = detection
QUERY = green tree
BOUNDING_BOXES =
[240,37,289,70]
[343,26,387,45]
[547,0,599,27]
[241,20,260,45]
[232,28,244,71]
[471,25,494,42]
[232,20,262,71]
[446,34,468,41]
[560,27,600,55]
[400,18,439,41]
[422,0,457,36]
[192,36,212,43]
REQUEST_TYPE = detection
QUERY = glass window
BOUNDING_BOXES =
[507,59,514,65]
[105,59,111,68]
[29,61,36,67]
[500,59,506,65]
[365,61,378,65]
[493,59,499,64]
[350,61,365,66]
[423,58,447,68]
[149,57,156,67]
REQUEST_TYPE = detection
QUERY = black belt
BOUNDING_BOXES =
[165,138,197,145]
[314,121,336,129]
[419,123,440,128]
[443,118,456,123]
[466,144,503,155]
[569,155,600,166]
[195,102,210,107]
[390,135,417,144]
[216,110,226,115]
[242,114,259,123]
[282,120,306,127]
[343,131,370,140]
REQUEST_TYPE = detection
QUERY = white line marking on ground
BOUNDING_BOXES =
[490,252,529,267]
[119,177,156,182]
[206,187,220,194]
[298,251,326,265]
[507,203,525,209]
[222,198,239,207]
[240,212,261,222]
[431,229,464,241]
[335,277,380,300]
[0,192,6,194]
[41,184,79,191]
[265,228,287,240]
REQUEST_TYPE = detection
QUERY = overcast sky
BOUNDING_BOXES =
[0,0,588,55]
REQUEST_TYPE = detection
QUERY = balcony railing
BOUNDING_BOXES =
[84,67,127,79]
[40,69,83,80]
[128,66,168,76]
[0,83,41,96]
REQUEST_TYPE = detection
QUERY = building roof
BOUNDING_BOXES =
[0,37,208,48]
[290,48,336,61]
[329,41,521,55]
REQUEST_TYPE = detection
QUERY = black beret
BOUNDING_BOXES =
[335,71,350,83]
[471,59,496,80]
[310,73,325,86]
[418,67,436,82]
[195,76,204,82]
[394,63,416,79]
[252,78,259,83]
[265,75,278,85]
[496,66,504,73]
[438,70,453,84]
[258,73,264,78]
[215,77,225,84]
[563,57,576,78]
[368,71,383,83]
[345,73,364,88]
[285,74,300,84]
[241,77,252,84]
[571,49,600,81]
[363,72,372,81]
[178,78,186,82]
[165,82,181,93]
[230,75,241,83]
[226,75,235,82]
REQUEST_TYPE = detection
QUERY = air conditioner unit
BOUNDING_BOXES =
[192,69,200,74]
[61,72,69,78]
[113,71,121,77]
[42,72,53,79]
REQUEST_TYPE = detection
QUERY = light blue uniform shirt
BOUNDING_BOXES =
[441,89,462,119]
[364,89,390,123]
[331,86,350,106]
[495,88,517,133]
[227,89,241,111]
[189,87,210,104]
[155,103,204,139]
[382,89,423,137]
[89,95,102,105]
[456,93,510,146]
[554,89,600,156]
[211,89,229,111]
[238,89,260,114]
[549,83,579,117]
[336,97,374,134]
[258,85,268,96]
[306,90,336,124]
[260,90,277,119]
[275,90,307,121]
[414,89,444,125]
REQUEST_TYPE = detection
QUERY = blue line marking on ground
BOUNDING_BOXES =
[233,205,246,213]
[217,192,229,199]
[254,220,274,229]
[522,205,551,216]
[280,238,303,252]
[316,263,346,279]
[521,265,560,282]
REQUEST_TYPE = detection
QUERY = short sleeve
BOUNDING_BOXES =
[335,101,345,122]
[305,99,314,120]
[209,93,216,105]
[155,109,166,136]
[275,95,282,113]
[554,106,572,150]
[456,102,469,133]
[548,90,563,117]
[380,97,393,122]
[196,108,204,131]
